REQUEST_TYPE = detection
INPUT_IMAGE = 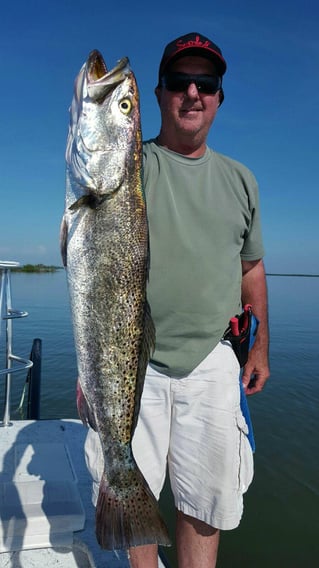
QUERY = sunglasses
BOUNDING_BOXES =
[161,72,222,94]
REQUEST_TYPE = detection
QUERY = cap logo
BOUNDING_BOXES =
[176,35,211,51]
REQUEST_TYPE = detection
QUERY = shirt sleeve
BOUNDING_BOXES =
[240,173,265,261]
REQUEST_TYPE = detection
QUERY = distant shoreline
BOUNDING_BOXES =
[266,273,319,278]
[11,264,63,273]
[10,266,319,277]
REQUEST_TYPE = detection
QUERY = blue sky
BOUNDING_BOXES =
[1,0,318,273]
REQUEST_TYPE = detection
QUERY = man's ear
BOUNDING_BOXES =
[218,88,224,107]
[155,87,162,105]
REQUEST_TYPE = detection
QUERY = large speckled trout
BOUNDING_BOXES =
[60,50,169,550]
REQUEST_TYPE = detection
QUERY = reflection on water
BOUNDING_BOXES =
[0,272,318,567]
[217,275,319,568]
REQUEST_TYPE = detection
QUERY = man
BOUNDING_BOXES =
[86,32,269,568]
[128,32,270,567]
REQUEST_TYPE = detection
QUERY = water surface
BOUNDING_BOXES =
[0,272,318,567]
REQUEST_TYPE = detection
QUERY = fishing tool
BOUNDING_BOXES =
[223,304,259,451]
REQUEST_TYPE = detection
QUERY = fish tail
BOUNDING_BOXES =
[95,472,170,550]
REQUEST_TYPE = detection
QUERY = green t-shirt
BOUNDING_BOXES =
[143,140,265,377]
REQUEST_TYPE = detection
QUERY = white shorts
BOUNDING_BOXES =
[84,341,253,531]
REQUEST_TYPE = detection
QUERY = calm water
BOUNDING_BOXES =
[1,271,319,567]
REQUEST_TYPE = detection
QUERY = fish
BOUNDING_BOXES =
[60,49,170,550]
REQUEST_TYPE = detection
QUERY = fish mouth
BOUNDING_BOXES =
[86,50,130,101]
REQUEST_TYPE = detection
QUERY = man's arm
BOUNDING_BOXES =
[241,258,270,395]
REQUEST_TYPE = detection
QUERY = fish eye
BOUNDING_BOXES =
[119,98,132,115]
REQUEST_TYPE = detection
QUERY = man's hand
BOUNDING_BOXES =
[241,258,270,395]
[242,343,270,395]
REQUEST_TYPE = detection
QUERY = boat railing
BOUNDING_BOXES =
[0,261,33,427]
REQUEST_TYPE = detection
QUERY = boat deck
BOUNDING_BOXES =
[0,419,168,568]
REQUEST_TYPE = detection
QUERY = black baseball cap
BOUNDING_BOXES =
[158,32,227,86]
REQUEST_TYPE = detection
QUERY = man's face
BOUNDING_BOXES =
[156,56,221,143]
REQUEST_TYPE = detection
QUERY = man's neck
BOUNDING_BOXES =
[156,133,207,158]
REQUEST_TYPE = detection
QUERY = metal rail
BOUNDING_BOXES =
[0,261,33,427]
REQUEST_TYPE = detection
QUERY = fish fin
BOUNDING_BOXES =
[132,300,155,433]
[69,193,110,211]
[76,379,98,430]
[139,300,155,373]
[96,471,170,550]
[144,299,156,356]
[60,216,68,268]
[69,194,96,210]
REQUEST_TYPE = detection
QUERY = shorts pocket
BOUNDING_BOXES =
[236,411,254,493]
